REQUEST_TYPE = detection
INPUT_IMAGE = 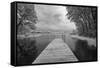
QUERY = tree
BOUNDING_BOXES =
[67,6,97,38]
[17,4,38,65]
[17,4,38,34]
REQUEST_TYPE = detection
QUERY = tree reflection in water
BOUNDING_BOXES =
[74,39,97,61]
[17,38,38,65]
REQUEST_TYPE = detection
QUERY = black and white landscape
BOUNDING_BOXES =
[17,3,97,65]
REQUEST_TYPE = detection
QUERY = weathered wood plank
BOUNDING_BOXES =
[32,38,78,64]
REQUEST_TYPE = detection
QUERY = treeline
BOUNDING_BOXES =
[17,4,38,65]
[17,3,38,34]
[67,6,97,38]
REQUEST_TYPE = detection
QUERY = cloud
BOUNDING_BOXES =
[34,4,76,31]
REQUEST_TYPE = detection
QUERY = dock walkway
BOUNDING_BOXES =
[32,38,78,64]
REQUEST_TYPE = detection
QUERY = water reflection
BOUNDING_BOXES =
[17,34,56,65]
[62,34,97,61]
[16,34,97,65]
[74,39,97,61]
[17,38,38,65]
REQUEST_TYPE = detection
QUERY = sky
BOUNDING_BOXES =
[34,4,76,32]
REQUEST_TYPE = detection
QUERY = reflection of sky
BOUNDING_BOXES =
[35,4,76,31]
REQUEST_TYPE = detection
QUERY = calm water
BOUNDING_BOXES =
[35,34,56,55]
[63,34,97,61]
[17,33,56,65]
[17,33,97,65]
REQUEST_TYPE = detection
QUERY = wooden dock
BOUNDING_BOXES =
[32,38,78,64]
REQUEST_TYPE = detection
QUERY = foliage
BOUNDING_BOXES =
[67,6,97,38]
[16,4,38,65]
[17,4,38,34]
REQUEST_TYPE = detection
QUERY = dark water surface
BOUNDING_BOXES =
[63,34,97,62]
[17,33,97,65]
[17,34,56,65]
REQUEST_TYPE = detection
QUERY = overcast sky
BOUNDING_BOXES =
[34,4,76,31]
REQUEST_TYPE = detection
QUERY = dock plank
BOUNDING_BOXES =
[32,38,78,64]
